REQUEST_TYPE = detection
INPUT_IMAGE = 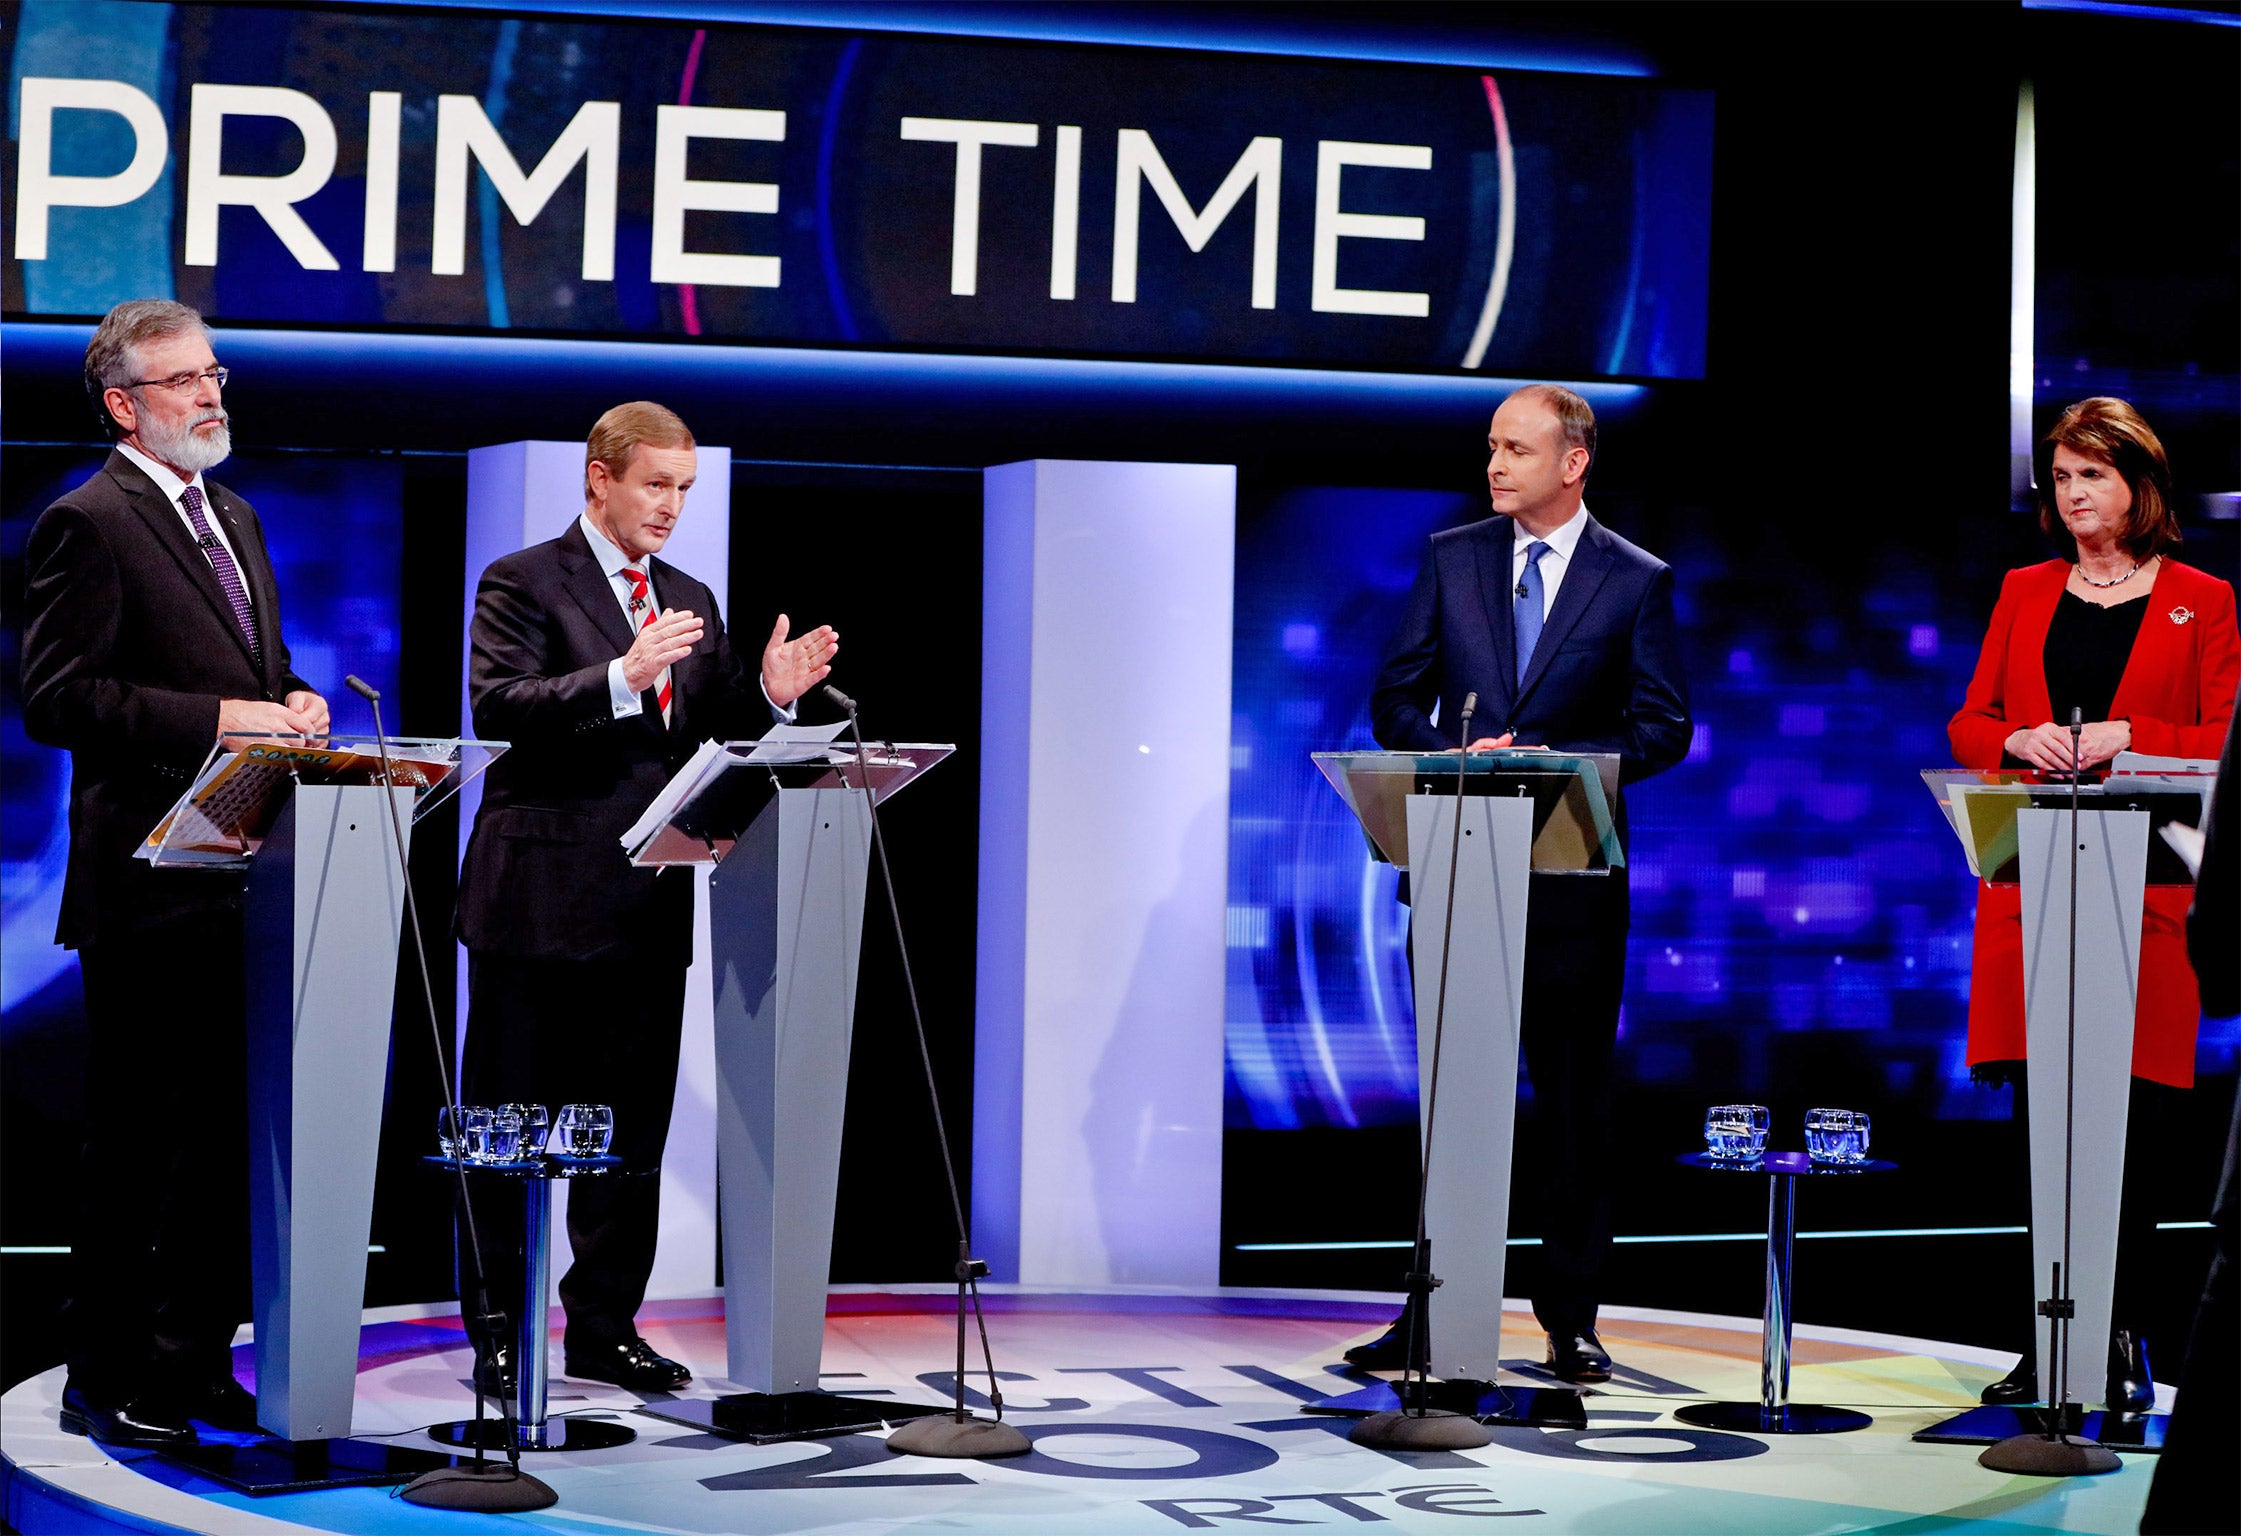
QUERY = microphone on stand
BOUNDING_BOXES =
[1357,689,1495,1449]
[343,676,550,1509]
[821,684,1027,1459]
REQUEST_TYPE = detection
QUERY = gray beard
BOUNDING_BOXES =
[136,410,231,476]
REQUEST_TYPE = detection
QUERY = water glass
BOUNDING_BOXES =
[454,1106,494,1161]
[555,1103,615,1157]
[436,1105,471,1160]
[468,1106,524,1163]
[502,1102,550,1157]
[1704,1104,1769,1161]
[1805,1108,1871,1165]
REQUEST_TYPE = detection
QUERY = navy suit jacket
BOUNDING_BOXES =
[1370,511,1692,830]
[456,520,774,966]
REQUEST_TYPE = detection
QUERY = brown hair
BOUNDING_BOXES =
[585,401,694,499]
[1506,383,1597,480]
[84,299,210,437]
[2035,397,2181,562]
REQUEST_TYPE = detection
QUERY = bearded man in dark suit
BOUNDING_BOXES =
[455,401,836,1392]
[23,299,330,1446]
[1362,384,1692,1383]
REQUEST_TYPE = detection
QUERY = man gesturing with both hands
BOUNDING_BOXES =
[455,401,836,1392]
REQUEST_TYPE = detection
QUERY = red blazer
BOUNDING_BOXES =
[1948,558,2240,1086]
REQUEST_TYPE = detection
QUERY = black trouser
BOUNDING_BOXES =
[1407,867,1629,1339]
[1516,870,1629,1338]
[2003,1072,2185,1351]
[2141,1077,2240,1535]
[459,949,688,1353]
[68,907,252,1397]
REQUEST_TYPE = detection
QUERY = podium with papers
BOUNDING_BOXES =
[1919,759,2212,1432]
[143,733,505,1441]
[626,733,953,1422]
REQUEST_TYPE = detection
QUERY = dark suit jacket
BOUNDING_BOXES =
[456,520,773,967]
[22,450,312,948]
[1371,511,1692,818]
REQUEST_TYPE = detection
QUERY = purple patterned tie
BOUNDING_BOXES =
[179,484,261,667]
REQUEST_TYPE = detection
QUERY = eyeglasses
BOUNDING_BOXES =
[123,366,229,394]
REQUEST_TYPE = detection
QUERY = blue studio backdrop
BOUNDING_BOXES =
[2,0,2235,1353]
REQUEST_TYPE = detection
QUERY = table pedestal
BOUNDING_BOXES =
[427,1156,637,1453]
[1674,1151,1885,1436]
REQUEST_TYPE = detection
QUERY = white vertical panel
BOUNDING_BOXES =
[975,459,1234,1287]
[461,439,730,1304]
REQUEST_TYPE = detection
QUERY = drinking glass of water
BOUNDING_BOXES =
[555,1103,615,1157]
[1704,1104,1769,1161]
[1805,1108,1870,1165]
[503,1102,550,1157]
[468,1106,523,1163]
[436,1105,471,1160]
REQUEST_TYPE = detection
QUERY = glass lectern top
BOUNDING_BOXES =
[627,740,955,868]
[139,734,508,869]
[1920,766,2214,885]
[1313,749,1623,873]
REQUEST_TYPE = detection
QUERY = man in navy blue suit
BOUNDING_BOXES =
[1363,384,1691,1383]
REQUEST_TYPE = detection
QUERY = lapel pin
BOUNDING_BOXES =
[2169,606,2194,625]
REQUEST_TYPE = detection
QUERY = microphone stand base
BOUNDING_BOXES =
[398,1465,559,1511]
[885,1413,1032,1459]
[1977,1429,2122,1477]
[1349,1408,1493,1451]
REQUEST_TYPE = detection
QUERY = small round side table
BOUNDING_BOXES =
[1671,1149,1896,1435]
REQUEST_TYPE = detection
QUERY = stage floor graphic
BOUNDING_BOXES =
[2,1287,2168,1535]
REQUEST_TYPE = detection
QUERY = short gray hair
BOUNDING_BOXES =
[1507,383,1597,480]
[84,299,210,436]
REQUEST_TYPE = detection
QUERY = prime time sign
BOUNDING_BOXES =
[3,4,1712,377]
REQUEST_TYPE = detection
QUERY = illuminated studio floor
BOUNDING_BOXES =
[0,1287,2170,1535]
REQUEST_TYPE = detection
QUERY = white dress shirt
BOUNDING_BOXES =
[117,440,251,610]
[578,513,792,723]
[1511,502,1590,620]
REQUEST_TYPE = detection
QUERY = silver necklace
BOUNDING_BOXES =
[2078,556,2146,590]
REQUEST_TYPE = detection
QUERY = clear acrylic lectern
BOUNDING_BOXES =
[142,733,507,1442]
[624,738,954,1433]
[1919,764,2212,1438]
[1311,750,1620,1391]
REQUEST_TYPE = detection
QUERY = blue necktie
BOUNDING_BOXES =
[1514,539,1551,686]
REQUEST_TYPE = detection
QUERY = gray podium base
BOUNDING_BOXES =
[639,1392,952,1445]
[1914,1403,2165,1454]
[1303,1378,1589,1428]
[156,1436,463,1494]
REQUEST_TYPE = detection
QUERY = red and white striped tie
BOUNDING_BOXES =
[619,567,671,722]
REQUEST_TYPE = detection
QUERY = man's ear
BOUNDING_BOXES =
[586,458,612,502]
[104,386,138,437]
[1561,446,1590,487]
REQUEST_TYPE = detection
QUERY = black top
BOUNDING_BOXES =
[2043,587,2150,727]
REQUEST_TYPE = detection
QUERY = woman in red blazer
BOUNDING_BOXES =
[1950,397,2240,1416]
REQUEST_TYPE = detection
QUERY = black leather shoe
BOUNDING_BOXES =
[1342,1311,1413,1370]
[163,1374,262,1432]
[564,1338,691,1391]
[60,1385,198,1448]
[2107,1331,2153,1418]
[1546,1330,1613,1384]
[1981,1356,2038,1407]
